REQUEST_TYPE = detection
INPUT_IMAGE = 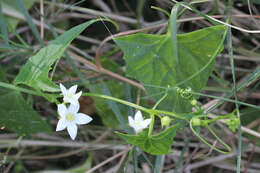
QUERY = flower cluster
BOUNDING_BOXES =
[56,84,92,140]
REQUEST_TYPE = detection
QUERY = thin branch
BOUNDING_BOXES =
[85,147,131,173]
[40,0,44,39]
[68,51,145,91]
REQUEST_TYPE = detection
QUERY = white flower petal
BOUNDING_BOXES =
[135,126,144,133]
[75,113,92,125]
[67,124,78,140]
[56,119,67,131]
[69,85,78,94]
[141,119,152,129]
[60,83,67,95]
[58,104,67,117]
[71,98,79,106]
[134,111,143,122]
[68,103,80,113]
[63,96,70,103]
[128,116,135,128]
[74,91,82,100]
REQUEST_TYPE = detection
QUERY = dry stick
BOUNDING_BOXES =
[48,2,140,25]
[171,0,260,33]
[113,148,129,172]
[212,162,259,173]
[11,130,112,160]
[0,139,125,150]
[68,51,145,91]
[243,142,256,173]
[246,118,260,129]
[85,148,131,173]
[2,8,101,45]
[40,0,44,39]
[4,149,24,173]
[184,152,237,172]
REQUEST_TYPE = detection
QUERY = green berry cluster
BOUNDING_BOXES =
[176,87,192,99]
[225,117,240,132]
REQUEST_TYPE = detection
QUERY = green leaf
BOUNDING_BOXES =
[114,25,225,113]
[0,67,51,135]
[89,81,128,128]
[0,90,51,135]
[14,19,100,92]
[116,124,179,155]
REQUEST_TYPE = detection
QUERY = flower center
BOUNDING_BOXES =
[68,93,73,99]
[135,121,142,126]
[66,113,75,122]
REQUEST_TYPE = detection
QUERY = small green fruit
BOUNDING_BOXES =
[190,99,197,106]
[161,116,171,127]
[191,118,201,126]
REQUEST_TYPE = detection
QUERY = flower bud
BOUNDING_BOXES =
[190,99,197,106]
[161,116,171,127]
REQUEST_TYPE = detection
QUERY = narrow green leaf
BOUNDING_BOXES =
[154,155,163,173]
[0,3,9,45]
[15,0,43,46]
[116,124,179,155]
[14,19,100,92]
[100,82,129,132]
[89,81,128,128]
[114,25,225,113]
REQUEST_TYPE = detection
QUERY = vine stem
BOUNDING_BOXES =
[83,92,187,121]
[189,120,232,154]
[148,114,155,137]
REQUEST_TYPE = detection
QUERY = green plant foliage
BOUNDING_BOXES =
[116,124,179,155]
[114,25,225,113]
[89,81,128,128]
[14,19,100,92]
[1,0,35,31]
[0,67,50,135]
[0,90,51,135]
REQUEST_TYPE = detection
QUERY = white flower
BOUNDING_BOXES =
[60,83,82,105]
[128,111,152,133]
[56,103,92,140]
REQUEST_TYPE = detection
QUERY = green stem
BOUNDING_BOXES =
[189,119,232,154]
[205,114,231,124]
[152,89,168,110]
[148,114,155,137]
[83,92,187,121]
[0,81,43,96]
[148,89,169,136]
[83,92,149,112]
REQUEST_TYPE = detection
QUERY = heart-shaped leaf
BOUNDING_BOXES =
[116,124,179,155]
[114,25,225,113]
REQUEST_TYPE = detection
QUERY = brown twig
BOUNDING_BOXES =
[9,130,112,160]
[243,142,256,173]
[85,147,131,173]
[40,0,44,39]
[68,51,145,91]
